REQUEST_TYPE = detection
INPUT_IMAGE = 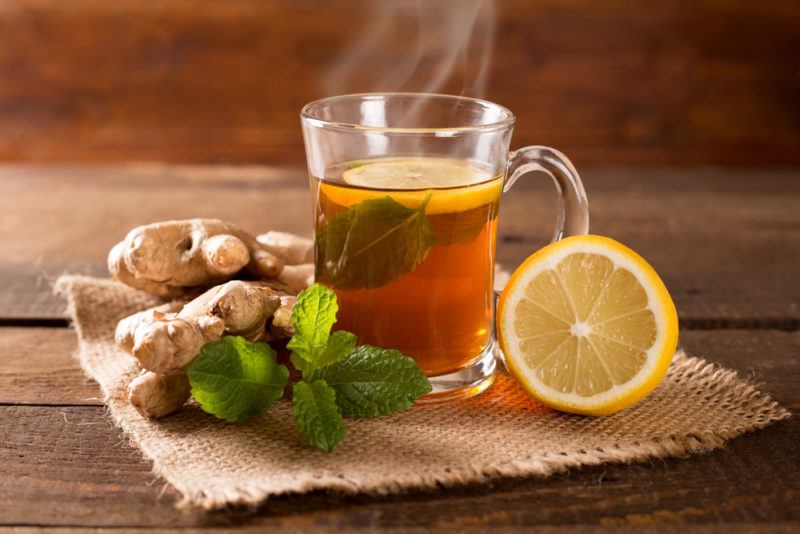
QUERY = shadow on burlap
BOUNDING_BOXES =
[54,275,790,510]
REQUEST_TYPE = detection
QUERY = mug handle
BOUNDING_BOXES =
[505,146,589,242]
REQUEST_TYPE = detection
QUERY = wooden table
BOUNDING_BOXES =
[1,164,798,531]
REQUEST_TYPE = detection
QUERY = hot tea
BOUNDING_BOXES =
[311,157,502,376]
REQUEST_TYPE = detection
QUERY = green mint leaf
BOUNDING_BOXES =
[187,336,289,422]
[287,284,338,368]
[290,352,313,374]
[290,331,357,376]
[317,330,358,368]
[430,201,499,246]
[315,195,436,290]
[317,345,432,418]
[292,380,347,452]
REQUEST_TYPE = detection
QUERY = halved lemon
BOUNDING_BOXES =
[321,157,503,214]
[497,235,678,416]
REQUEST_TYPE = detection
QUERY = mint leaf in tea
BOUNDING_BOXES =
[315,195,435,290]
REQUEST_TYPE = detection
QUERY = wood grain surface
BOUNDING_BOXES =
[1,0,799,166]
[0,164,797,530]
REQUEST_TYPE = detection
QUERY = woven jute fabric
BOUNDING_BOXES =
[55,275,790,510]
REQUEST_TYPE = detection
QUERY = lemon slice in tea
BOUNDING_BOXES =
[324,157,502,214]
[497,235,678,415]
[343,157,488,190]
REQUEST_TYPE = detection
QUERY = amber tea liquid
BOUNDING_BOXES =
[311,157,502,376]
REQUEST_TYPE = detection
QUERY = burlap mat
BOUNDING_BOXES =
[55,275,790,510]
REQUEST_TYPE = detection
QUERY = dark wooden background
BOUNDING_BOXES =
[2,0,799,167]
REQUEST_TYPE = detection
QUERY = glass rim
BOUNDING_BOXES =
[300,92,516,135]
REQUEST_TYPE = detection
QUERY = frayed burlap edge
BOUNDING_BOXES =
[54,274,791,510]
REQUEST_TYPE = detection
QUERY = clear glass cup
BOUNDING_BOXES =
[301,93,589,401]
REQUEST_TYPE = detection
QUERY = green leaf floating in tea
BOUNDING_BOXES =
[315,195,436,290]
[430,201,499,246]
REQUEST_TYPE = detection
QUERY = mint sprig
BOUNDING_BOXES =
[185,283,432,452]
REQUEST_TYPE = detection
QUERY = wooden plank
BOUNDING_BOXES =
[1,165,797,324]
[0,164,315,320]
[2,165,796,263]
[0,262,106,323]
[498,168,800,328]
[0,164,315,264]
[2,326,797,409]
[0,328,96,406]
[1,1,799,166]
[0,329,797,527]
[1,407,796,529]
[679,331,799,408]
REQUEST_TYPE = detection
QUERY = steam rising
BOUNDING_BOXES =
[323,0,495,98]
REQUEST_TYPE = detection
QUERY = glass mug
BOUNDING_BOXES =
[301,93,589,401]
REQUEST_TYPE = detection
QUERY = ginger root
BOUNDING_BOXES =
[112,220,317,418]
[109,243,189,298]
[116,280,281,375]
[108,219,284,296]
[276,263,315,293]
[258,231,314,265]
[128,370,191,419]
[109,219,316,297]
[268,295,297,339]
[116,301,187,353]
